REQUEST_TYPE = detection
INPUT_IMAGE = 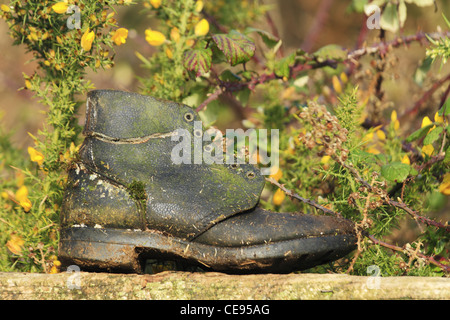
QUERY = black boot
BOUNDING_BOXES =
[58,90,356,273]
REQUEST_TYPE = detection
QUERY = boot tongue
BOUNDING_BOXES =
[80,90,266,240]
[85,90,197,139]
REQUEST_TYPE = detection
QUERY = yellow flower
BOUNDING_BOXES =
[434,111,444,123]
[49,265,60,274]
[195,0,204,12]
[170,27,180,42]
[421,144,434,157]
[145,28,166,46]
[332,75,342,94]
[391,110,398,122]
[186,39,195,47]
[367,147,380,155]
[273,188,286,206]
[15,185,32,212]
[111,28,128,46]
[81,28,95,51]
[52,2,68,14]
[1,4,10,12]
[421,116,433,128]
[362,131,374,143]
[391,110,400,131]
[340,72,348,84]
[321,155,331,164]
[269,168,283,181]
[28,146,44,166]
[149,0,161,8]
[439,173,450,195]
[376,129,386,141]
[165,47,173,59]
[401,155,410,165]
[6,234,24,256]
[195,18,209,36]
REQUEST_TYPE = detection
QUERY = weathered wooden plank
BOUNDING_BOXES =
[0,271,448,300]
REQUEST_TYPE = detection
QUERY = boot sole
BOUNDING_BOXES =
[59,226,355,274]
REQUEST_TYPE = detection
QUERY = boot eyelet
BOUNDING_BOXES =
[194,129,203,138]
[184,112,194,122]
[246,171,256,179]
[203,145,213,153]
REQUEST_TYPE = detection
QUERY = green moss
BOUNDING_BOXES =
[127,180,147,212]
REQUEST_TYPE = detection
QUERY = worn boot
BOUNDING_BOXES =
[58,90,356,274]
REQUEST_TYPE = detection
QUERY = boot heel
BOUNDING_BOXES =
[59,228,144,273]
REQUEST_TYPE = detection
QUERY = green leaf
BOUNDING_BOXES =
[274,52,296,78]
[381,162,411,182]
[444,146,450,164]
[313,44,347,62]
[183,47,212,77]
[413,57,433,86]
[245,27,279,48]
[406,124,433,142]
[438,97,450,116]
[212,31,256,66]
[380,3,400,32]
[423,126,443,145]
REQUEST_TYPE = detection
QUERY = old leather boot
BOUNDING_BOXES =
[58,90,356,273]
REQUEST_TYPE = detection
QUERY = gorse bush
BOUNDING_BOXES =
[0,0,449,276]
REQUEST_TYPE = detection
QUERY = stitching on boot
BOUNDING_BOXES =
[86,130,179,144]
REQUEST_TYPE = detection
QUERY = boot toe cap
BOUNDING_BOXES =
[195,207,356,247]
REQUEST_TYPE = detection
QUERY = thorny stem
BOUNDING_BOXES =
[401,73,450,120]
[205,30,450,108]
[196,86,223,112]
[368,235,450,273]
[265,177,341,217]
[266,161,450,273]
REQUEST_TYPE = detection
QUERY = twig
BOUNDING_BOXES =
[348,31,450,61]
[265,177,341,217]
[195,86,223,112]
[401,73,450,119]
[368,234,450,273]
[388,199,450,232]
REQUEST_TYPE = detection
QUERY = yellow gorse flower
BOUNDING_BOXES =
[112,27,128,46]
[434,111,444,123]
[149,0,161,8]
[273,188,286,206]
[28,146,44,166]
[6,234,24,255]
[1,4,10,12]
[195,18,209,36]
[321,155,331,164]
[421,144,434,157]
[332,75,342,94]
[145,28,166,46]
[52,2,68,14]
[195,0,204,12]
[421,116,433,128]
[439,173,450,195]
[269,168,283,181]
[81,28,95,51]
[15,185,32,212]
[170,27,180,42]
[391,110,400,131]
[401,155,410,165]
